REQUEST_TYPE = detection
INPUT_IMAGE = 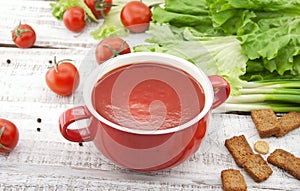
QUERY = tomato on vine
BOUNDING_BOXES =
[63,7,86,32]
[0,119,19,153]
[84,0,115,19]
[120,1,152,33]
[11,22,36,48]
[95,37,131,64]
[45,57,80,96]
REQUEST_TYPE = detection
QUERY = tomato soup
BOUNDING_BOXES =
[92,63,205,131]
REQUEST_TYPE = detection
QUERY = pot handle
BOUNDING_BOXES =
[208,75,230,109]
[59,105,94,142]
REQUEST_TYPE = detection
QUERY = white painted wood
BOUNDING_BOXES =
[0,1,299,190]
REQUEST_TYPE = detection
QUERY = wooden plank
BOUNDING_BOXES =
[1,111,299,190]
[0,1,299,190]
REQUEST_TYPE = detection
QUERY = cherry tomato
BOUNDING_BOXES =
[46,58,80,96]
[84,0,114,19]
[120,1,151,33]
[11,23,36,48]
[95,37,131,64]
[0,119,19,153]
[63,7,86,32]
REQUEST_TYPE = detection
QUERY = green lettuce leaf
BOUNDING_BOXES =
[90,0,129,39]
[202,0,300,80]
[152,6,211,28]
[90,2,128,39]
[212,0,300,13]
[206,0,300,35]
[50,0,97,22]
[134,24,248,95]
[164,0,209,15]
[239,17,300,76]
[151,0,223,36]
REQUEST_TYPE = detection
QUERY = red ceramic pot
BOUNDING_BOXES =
[59,52,230,172]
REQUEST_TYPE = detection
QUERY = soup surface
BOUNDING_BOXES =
[92,63,205,130]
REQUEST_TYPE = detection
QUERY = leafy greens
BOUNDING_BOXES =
[134,0,300,112]
[134,24,248,95]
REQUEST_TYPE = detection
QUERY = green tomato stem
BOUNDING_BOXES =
[103,40,127,58]
[49,56,73,73]
[12,22,33,41]
[94,0,117,18]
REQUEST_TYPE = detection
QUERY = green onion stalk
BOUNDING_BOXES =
[217,80,300,113]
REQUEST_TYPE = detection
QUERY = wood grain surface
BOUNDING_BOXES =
[0,1,299,190]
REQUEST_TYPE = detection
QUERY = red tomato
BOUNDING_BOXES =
[95,37,131,64]
[0,119,19,153]
[120,1,151,33]
[11,23,36,48]
[84,0,114,19]
[46,58,80,96]
[63,7,86,32]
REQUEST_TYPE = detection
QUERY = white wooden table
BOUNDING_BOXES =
[0,1,299,190]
